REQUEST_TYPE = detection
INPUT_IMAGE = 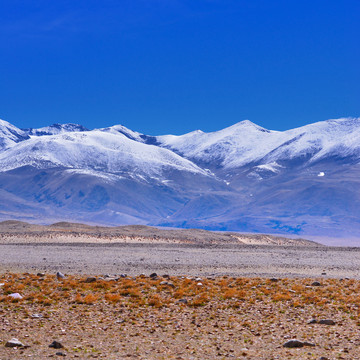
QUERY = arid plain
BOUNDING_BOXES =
[1,221,360,359]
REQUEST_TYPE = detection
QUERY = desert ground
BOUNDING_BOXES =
[1,221,360,359]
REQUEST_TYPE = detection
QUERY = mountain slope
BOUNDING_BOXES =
[0,130,209,178]
[0,119,30,150]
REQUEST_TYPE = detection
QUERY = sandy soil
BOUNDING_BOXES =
[0,243,359,279]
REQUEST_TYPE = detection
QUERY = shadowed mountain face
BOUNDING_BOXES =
[0,117,359,242]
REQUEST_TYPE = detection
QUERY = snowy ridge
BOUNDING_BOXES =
[24,123,89,136]
[0,130,207,177]
[157,117,360,168]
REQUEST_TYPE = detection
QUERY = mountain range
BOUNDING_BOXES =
[1,117,360,244]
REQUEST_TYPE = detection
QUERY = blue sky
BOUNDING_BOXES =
[0,0,359,134]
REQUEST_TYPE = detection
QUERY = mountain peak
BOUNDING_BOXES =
[222,120,271,133]
[0,118,30,150]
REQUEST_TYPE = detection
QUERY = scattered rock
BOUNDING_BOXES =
[306,318,335,325]
[31,313,43,319]
[120,274,127,278]
[321,272,327,276]
[49,341,64,349]
[56,272,65,280]
[37,273,45,277]
[56,352,66,356]
[160,281,175,288]
[84,277,97,283]
[177,298,188,304]
[319,357,329,360]
[149,273,158,279]
[283,339,315,348]
[162,274,170,279]
[8,293,23,300]
[311,281,321,286]
[5,338,26,348]
[197,282,203,286]
[270,278,279,282]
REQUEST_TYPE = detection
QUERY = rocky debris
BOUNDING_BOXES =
[8,292,23,299]
[319,357,329,360]
[56,272,65,280]
[270,278,279,282]
[149,273,158,279]
[5,338,26,348]
[197,282,203,286]
[311,281,321,286]
[56,352,66,356]
[49,341,64,349]
[37,272,45,277]
[308,319,318,324]
[283,339,315,348]
[84,277,97,283]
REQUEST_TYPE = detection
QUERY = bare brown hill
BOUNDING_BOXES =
[0,220,320,246]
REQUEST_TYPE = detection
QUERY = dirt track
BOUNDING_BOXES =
[1,242,360,278]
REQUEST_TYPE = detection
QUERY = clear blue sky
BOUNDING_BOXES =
[0,0,359,134]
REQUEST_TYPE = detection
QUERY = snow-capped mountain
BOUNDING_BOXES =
[0,116,360,243]
[157,118,360,170]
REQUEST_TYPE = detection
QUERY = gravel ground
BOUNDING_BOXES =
[1,274,360,359]
[0,243,360,278]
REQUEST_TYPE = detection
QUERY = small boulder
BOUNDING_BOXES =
[49,341,64,349]
[283,339,315,348]
[31,313,43,319]
[56,272,65,280]
[177,298,188,304]
[311,281,321,286]
[149,273,158,279]
[318,319,336,325]
[8,293,23,300]
[84,277,97,283]
[5,338,26,348]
